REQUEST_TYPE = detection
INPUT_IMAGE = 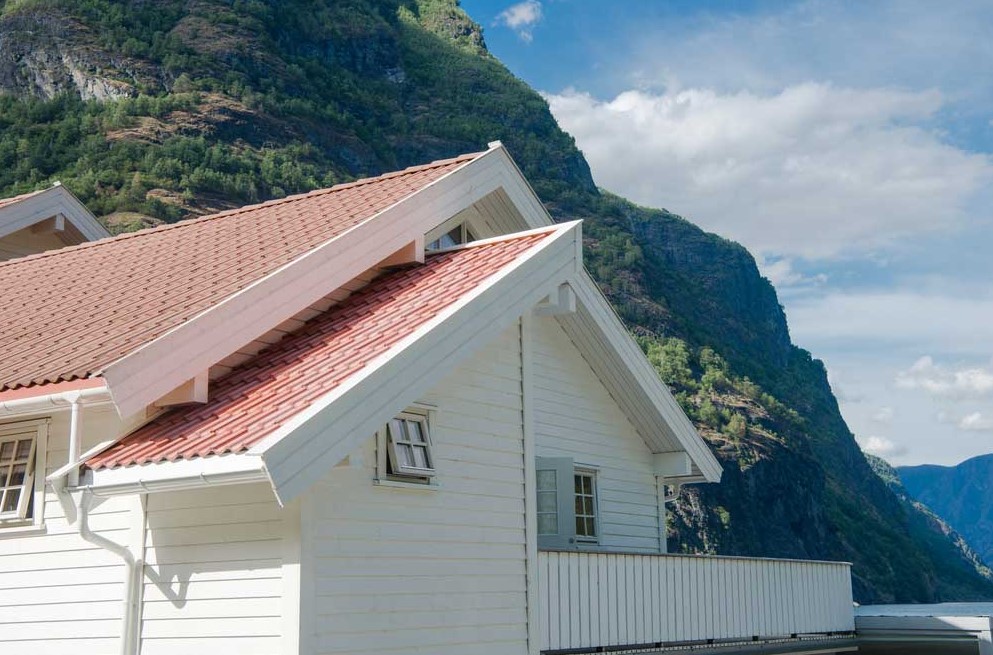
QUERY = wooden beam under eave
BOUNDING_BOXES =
[379,236,425,267]
[29,214,65,234]
[154,371,209,408]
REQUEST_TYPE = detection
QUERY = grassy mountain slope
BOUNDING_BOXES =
[899,455,993,567]
[0,0,990,603]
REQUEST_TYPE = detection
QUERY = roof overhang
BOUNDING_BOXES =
[99,144,555,419]
[0,184,109,243]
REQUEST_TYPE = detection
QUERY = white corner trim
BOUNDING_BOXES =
[100,149,533,419]
[81,454,267,496]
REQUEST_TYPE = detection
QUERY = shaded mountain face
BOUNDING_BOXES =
[0,0,991,603]
[900,455,993,567]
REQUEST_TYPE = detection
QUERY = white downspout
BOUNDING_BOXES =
[51,397,143,655]
[67,394,82,487]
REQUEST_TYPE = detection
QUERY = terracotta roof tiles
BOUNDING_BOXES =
[86,229,553,470]
[0,153,481,391]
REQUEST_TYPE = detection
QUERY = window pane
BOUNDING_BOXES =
[537,491,556,512]
[576,516,586,536]
[2,489,18,513]
[390,419,407,443]
[586,518,597,536]
[538,514,558,535]
[575,495,583,514]
[0,441,12,462]
[397,444,415,467]
[537,470,556,491]
[575,474,582,493]
[584,496,595,515]
[412,445,429,469]
[9,464,25,487]
[15,440,31,460]
[408,420,426,443]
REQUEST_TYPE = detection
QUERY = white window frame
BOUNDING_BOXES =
[375,406,438,486]
[573,466,599,544]
[425,218,477,251]
[0,419,48,529]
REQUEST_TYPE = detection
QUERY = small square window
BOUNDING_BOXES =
[385,412,436,479]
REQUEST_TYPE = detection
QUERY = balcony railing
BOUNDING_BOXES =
[538,550,854,653]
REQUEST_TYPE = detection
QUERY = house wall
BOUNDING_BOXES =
[0,405,139,653]
[531,316,662,554]
[303,323,530,655]
[140,483,288,655]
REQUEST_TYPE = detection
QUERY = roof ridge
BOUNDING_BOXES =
[0,151,484,270]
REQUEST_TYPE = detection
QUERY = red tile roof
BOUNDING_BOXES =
[0,153,481,392]
[86,230,553,470]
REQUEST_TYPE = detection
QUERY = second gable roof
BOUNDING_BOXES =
[0,153,481,392]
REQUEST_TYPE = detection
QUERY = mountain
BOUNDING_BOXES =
[899,454,993,567]
[1,0,991,603]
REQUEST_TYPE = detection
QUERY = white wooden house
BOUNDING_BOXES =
[0,143,855,655]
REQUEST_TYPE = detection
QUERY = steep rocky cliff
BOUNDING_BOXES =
[0,0,990,603]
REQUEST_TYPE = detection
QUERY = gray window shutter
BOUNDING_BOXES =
[535,457,575,550]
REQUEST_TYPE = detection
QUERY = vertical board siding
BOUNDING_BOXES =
[531,317,661,553]
[307,325,529,655]
[141,483,285,655]
[538,551,854,651]
[0,407,133,654]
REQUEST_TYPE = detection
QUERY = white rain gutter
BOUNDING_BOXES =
[81,454,269,497]
[0,385,113,417]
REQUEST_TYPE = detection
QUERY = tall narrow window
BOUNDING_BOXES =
[574,469,598,542]
[536,469,559,535]
[0,433,35,521]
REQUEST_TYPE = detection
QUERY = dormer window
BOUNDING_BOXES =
[426,223,475,251]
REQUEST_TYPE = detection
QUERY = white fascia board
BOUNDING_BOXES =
[0,185,109,242]
[80,454,267,497]
[484,145,555,229]
[564,273,723,483]
[100,149,529,419]
[255,221,582,504]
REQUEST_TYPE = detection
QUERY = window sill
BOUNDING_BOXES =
[0,522,46,538]
[373,477,440,491]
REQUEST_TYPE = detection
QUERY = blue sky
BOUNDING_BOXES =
[463,0,993,466]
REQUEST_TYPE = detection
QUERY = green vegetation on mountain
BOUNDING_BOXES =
[0,0,990,602]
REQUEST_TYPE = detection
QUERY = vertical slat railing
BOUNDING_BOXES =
[537,551,854,652]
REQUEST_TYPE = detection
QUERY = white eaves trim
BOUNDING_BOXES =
[254,221,583,504]
[100,143,554,418]
[560,272,723,483]
[0,184,110,242]
[79,453,266,497]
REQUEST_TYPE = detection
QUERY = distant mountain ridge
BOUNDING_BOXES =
[0,0,991,602]
[900,454,993,567]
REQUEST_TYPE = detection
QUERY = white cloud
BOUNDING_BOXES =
[958,412,993,431]
[758,258,827,288]
[495,1,542,43]
[895,355,993,399]
[871,407,895,423]
[859,435,907,459]
[547,84,992,260]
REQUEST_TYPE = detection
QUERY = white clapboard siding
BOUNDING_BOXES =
[0,406,137,654]
[539,551,855,652]
[531,317,661,553]
[140,482,285,655]
[307,324,529,655]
